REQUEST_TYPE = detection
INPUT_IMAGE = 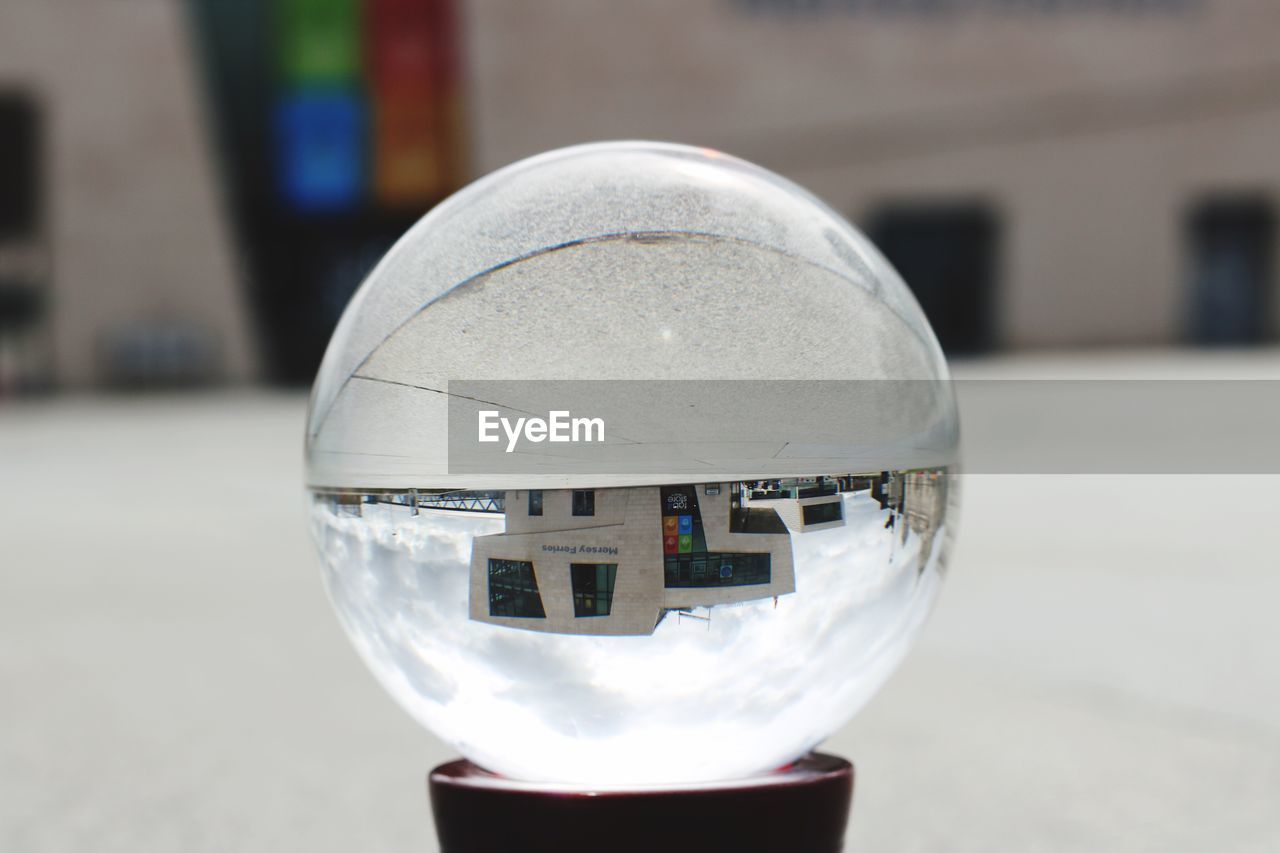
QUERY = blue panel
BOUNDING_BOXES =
[678,514,692,534]
[274,90,364,212]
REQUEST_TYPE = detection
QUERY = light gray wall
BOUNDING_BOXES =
[464,0,1280,347]
[0,0,256,386]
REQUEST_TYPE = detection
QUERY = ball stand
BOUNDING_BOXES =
[429,753,853,853]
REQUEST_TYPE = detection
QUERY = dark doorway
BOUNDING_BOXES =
[0,91,47,391]
[1186,197,1274,345]
[866,204,998,355]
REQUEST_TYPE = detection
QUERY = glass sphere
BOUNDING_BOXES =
[306,142,958,786]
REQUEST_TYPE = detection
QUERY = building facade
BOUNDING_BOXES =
[469,484,796,636]
[466,0,1280,354]
[317,469,948,636]
[2,1,1277,389]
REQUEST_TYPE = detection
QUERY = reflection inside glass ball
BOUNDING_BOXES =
[304,140,960,787]
[312,471,951,786]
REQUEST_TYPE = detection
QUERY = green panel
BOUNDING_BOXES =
[276,0,361,83]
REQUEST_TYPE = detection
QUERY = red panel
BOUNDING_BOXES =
[374,95,445,204]
[367,0,465,203]
[367,0,459,97]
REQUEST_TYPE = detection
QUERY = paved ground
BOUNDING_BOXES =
[2,351,1278,851]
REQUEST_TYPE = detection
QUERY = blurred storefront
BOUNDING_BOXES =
[0,0,1276,389]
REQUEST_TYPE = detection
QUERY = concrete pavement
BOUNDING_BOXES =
[2,353,1278,851]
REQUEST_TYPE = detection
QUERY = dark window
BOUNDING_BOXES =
[572,490,595,516]
[728,505,788,534]
[0,93,43,344]
[1187,197,1274,345]
[0,92,38,239]
[798,480,837,498]
[527,490,543,516]
[488,559,545,618]
[0,93,39,240]
[866,204,998,355]
[570,563,617,617]
[802,501,844,526]
[664,553,771,588]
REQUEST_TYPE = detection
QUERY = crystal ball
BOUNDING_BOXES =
[306,141,958,786]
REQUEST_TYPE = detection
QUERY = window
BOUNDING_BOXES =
[1186,197,1274,345]
[0,93,39,240]
[866,203,998,355]
[0,93,44,356]
[798,480,837,498]
[571,563,617,617]
[488,559,545,618]
[802,501,844,526]
[527,490,543,516]
[572,490,595,516]
[664,553,771,588]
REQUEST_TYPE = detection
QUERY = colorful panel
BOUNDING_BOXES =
[367,0,456,95]
[276,0,361,84]
[373,95,446,204]
[274,91,365,212]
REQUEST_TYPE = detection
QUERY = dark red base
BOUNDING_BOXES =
[428,753,854,853]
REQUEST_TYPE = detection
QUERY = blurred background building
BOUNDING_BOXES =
[4,6,1279,852]
[0,0,1277,390]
